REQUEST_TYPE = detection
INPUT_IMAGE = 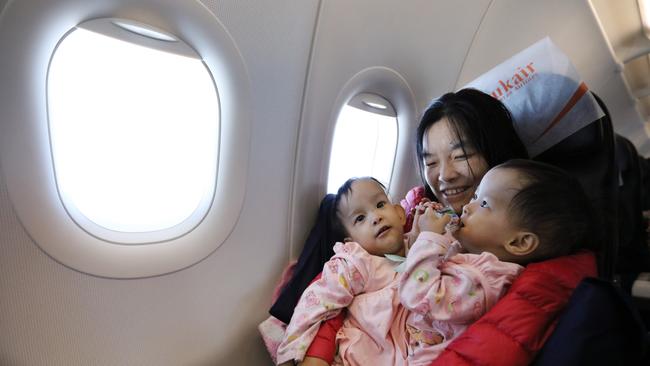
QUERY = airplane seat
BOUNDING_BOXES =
[615,134,650,294]
[532,93,649,365]
[533,92,618,279]
[533,277,648,365]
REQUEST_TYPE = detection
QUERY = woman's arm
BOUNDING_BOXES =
[303,310,344,364]
[299,356,330,366]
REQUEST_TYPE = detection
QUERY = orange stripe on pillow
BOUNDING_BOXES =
[532,82,589,144]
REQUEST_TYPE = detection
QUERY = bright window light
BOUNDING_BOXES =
[47,27,219,234]
[327,97,398,193]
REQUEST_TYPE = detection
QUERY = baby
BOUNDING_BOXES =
[276,159,594,365]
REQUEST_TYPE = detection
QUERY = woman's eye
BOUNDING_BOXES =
[480,200,489,208]
[425,160,438,167]
[471,193,478,200]
[377,201,385,208]
[454,154,468,161]
[355,215,365,223]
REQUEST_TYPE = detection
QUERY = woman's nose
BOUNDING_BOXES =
[439,160,459,183]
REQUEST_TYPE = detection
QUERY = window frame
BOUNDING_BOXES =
[326,92,398,193]
[0,0,251,278]
[289,66,418,259]
[47,20,220,244]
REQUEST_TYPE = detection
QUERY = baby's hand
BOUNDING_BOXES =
[413,200,443,216]
[407,201,451,248]
[417,206,452,234]
[445,216,462,234]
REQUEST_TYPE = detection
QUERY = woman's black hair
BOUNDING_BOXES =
[269,194,346,323]
[416,88,529,200]
[497,159,599,261]
[269,177,382,323]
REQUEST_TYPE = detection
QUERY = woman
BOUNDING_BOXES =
[403,88,528,236]
[280,89,597,365]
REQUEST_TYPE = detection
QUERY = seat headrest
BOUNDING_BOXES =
[537,118,605,160]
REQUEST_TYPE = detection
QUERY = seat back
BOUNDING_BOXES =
[615,134,650,291]
[534,92,618,280]
[533,277,648,365]
[532,94,650,364]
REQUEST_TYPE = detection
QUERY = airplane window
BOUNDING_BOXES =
[48,24,219,240]
[327,93,397,193]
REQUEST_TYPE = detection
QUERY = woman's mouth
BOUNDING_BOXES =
[441,186,469,198]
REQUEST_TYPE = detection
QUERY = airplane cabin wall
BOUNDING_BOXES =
[0,0,319,364]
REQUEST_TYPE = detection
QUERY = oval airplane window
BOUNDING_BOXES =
[48,20,218,242]
[0,0,251,278]
[327,93,398,193]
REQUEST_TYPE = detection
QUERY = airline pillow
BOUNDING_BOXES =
[464,37,604,157]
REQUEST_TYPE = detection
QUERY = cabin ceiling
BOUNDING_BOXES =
[591,0,650,154]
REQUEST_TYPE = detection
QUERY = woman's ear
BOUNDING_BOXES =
[504,232,539,257]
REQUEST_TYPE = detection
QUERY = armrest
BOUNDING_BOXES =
[631,272,650,310]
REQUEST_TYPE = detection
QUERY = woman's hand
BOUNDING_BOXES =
[298,356,330,366]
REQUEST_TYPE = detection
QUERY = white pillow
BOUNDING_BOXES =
[465,37,604,157]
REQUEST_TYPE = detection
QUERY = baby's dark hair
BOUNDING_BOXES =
[331,177,386,237]
[497,159,596,262]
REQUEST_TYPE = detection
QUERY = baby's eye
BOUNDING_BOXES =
[377,201,385,208]
[354,215,365,223]
[480,200,489,208]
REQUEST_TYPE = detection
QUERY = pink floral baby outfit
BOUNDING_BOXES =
[400,232,523,365]
[276,241,409,365]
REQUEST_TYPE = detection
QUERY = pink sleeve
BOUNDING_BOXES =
[400,232,522,324]
[400,186,426,232]
[276,242,370,364]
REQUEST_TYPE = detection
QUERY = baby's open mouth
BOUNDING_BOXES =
[377,225,390,237]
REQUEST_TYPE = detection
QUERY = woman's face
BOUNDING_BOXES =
[421,117,489,214]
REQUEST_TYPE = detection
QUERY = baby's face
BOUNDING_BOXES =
[456,167,524,259]
[338,179,406,257]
